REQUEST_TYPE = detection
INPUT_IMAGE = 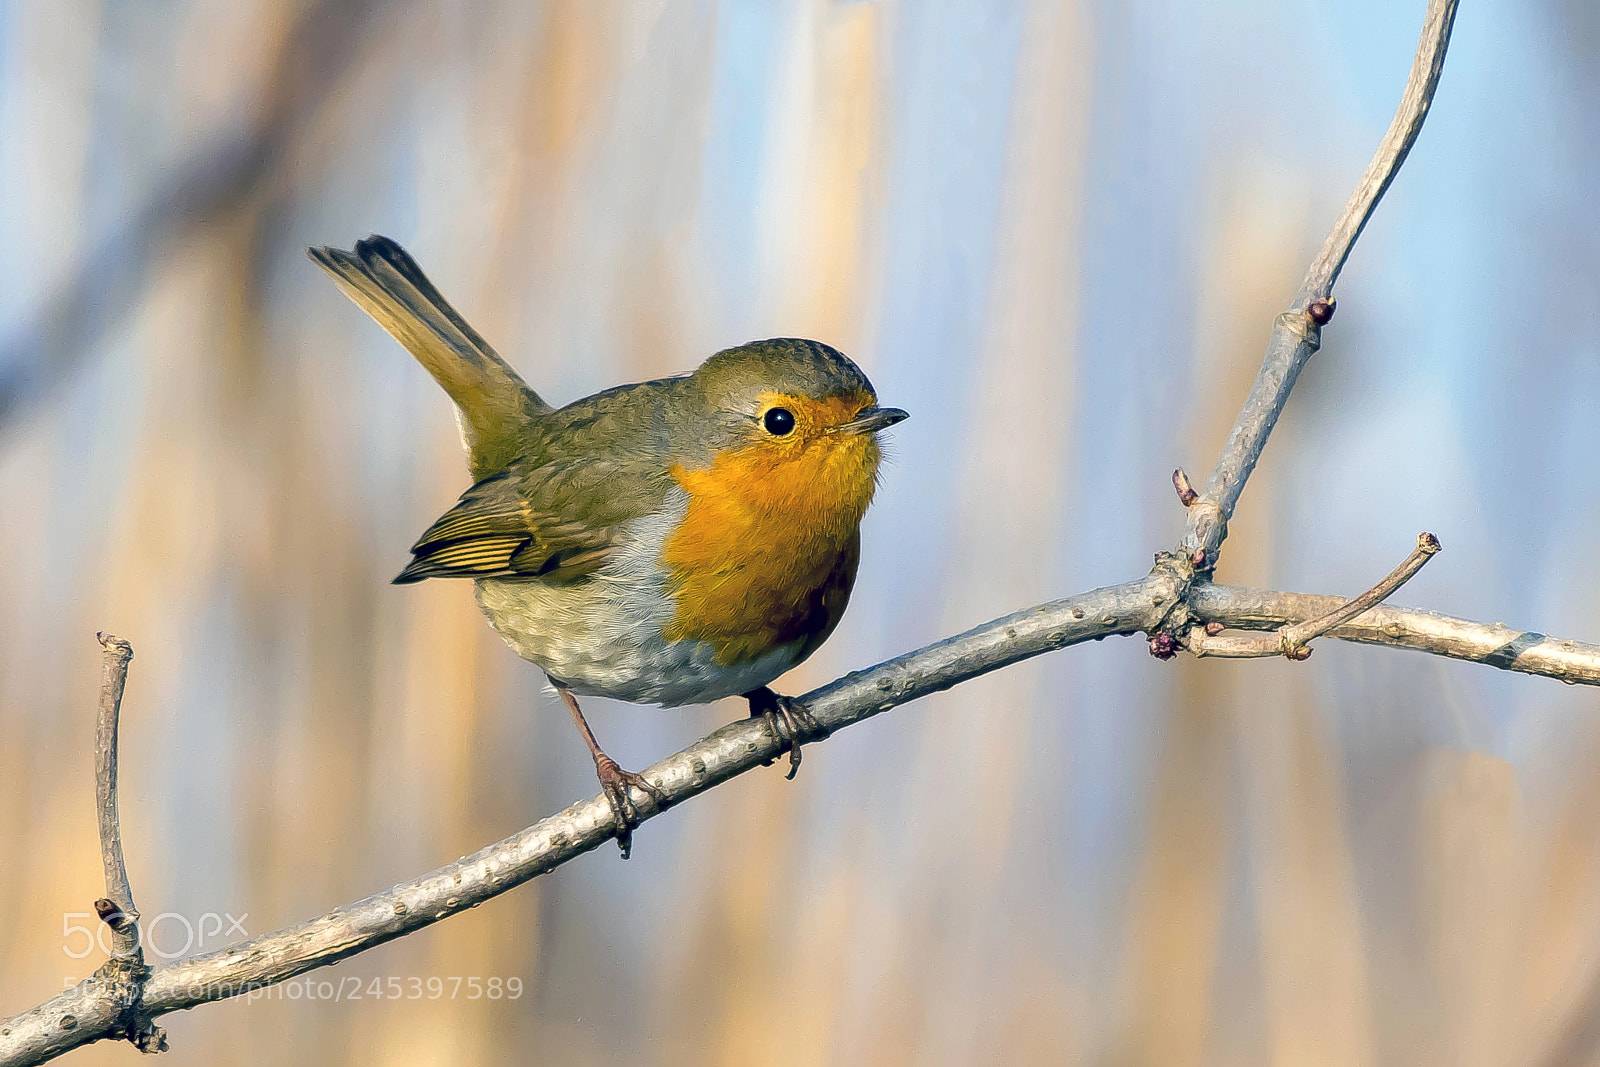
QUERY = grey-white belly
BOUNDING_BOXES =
[471,492,801,707]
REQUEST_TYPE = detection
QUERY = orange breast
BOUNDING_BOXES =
[659,413,880,667]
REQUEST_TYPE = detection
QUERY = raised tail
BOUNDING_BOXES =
[308,235,550,477]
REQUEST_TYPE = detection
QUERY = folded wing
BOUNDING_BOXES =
[395,452,671,586]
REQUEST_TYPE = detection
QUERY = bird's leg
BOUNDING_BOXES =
[557,686,664,859]
[744,686,827,780]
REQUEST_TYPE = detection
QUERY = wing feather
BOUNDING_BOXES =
[394,457,666,586]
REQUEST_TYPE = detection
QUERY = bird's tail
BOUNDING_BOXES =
[309,235,549,476]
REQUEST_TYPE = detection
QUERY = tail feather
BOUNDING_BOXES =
[309,236,549,476]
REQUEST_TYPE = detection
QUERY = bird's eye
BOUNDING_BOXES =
[763,407,795,436]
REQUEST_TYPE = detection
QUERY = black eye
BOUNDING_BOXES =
[763,407,795,436]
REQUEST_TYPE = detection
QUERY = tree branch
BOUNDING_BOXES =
[1189,584,1600,686]
[1184,532,1441,659]
[0,577,1174,1065]
[1181,0,1460,568]
[92,636,140,961]
[1,639,167,1066]
[7,564,1598,1065]
[89,635,165,1055]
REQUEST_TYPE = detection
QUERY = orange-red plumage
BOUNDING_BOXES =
[661,391,879,665]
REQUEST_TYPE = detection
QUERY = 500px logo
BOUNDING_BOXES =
[63,911,248,961]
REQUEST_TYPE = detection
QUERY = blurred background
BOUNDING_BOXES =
[1,0,1597,1063]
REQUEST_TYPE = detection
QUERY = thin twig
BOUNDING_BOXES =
[89,635,166,1057]
[1299,0,1459,299]
[1180,0,1459,569]
[1185,533,1442,659]
[1278,531,1440,653]
[93,635,139,959]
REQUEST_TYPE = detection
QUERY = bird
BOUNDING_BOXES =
[308,236,907,857]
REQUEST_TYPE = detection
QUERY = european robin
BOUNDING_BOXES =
[309,236,906,856]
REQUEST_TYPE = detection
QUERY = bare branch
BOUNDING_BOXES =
[1300,0,1459,299]
[1181,0,1460,568]
[1279,532,1440,652]
[89,635,165,1056]
[93,635,139,959]
[1189,584,1600,686]
[0,577,1175,1065]
[1185,532,1441,659]
[4,570,1596,1065]
[0,640,167,1066]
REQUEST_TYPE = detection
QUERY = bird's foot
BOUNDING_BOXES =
[593,755,664,860]
[745,687,827,780]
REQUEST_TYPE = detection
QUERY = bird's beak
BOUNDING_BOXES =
[837,406,910,435]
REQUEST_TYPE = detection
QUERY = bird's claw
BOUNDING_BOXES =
[594,755,664,859]
[763,696,826,780]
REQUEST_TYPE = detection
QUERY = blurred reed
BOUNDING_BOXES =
[1,1,1598,1065]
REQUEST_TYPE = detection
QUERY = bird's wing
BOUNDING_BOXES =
[394,455,673,586]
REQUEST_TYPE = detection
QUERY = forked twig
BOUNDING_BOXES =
[1185,533,1442,660]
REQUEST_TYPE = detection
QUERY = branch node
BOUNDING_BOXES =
[1274,307,1315,344]
[1172,468,1199,507]
[1277,532,1442,658]
[94,898,138,933]
[131,1023,169,1054]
